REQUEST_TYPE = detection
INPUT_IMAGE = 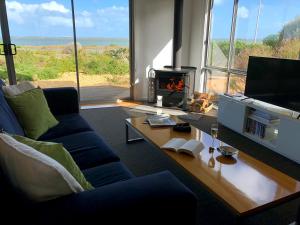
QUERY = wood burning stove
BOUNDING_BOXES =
[150,0,197,110]
[155,66,196,110]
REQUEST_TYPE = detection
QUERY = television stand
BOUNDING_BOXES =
[217,94,300,164]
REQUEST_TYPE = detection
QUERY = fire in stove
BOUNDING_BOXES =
[166,77,184,92]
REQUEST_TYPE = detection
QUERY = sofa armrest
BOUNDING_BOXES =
[34,171,197,225]
[43,87,79,116]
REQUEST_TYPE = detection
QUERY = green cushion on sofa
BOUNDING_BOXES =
[5,88,58,139]
[12,135,94,191]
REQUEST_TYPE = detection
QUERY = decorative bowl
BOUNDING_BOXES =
[217,146,238,157]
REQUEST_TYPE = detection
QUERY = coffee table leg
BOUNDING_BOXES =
[296,205,300,225]
[126,123,144,144]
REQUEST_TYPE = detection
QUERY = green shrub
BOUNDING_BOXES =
[263,34,280,49]
[215,40,259,58]
[105,48,129,60]
[277,39,300,59]
[0,69,8,80]
[1,46,130,81]
[233,44,273,70]
[81,53,129,75]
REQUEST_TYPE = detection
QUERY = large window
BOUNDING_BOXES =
[0,0,130,105]
[0,30,8,83]
[205,0,300,95]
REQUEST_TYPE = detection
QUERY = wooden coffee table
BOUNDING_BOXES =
[125,116,300,220]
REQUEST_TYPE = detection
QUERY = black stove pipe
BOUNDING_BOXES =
[172,0,183,69]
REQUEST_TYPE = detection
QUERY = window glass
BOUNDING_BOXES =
[6,0,75,87]
[206,69,228,95]
[207,0,234,68]
[76,0,130,104]
[232,0,300,70]
[229,74,246,95]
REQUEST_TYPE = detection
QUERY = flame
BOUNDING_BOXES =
[166,78,184,91]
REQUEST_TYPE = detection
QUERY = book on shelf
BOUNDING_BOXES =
[161,138,205,157]
[246,118,266,138]
[249,109,280,124]
[146,115,176,127]
[245,118,277,140]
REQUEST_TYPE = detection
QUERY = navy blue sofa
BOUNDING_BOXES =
[0,83,197,225]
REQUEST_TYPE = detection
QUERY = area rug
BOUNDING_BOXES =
[80,106,300,225]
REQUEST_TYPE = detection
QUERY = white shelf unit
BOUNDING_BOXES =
[217,94,300,164]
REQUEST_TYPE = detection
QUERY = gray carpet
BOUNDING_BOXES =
[81,106,300,225]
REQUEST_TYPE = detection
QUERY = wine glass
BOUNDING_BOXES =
[208,152,215,168]
[210,123,218,149]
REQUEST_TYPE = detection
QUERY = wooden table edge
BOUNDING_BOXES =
[125,117,300,216]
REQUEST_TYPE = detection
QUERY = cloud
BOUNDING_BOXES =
[6,1,128,37]
[42,16,72,27]
[97,5,129,19]
[238,6,249,19]
[96,6,129,26]
[40,1,69,14]
[214,0,224,6]
[94,6,129,36]
[6,1,69,24]
[81,10,91,17]
[42,12,94,28]
[6,1,39,23]
[76,17,94,28]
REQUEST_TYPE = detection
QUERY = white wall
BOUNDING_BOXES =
[133,0,209,101]
[133,0,174,101]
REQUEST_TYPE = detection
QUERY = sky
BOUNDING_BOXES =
[212,0,300,40]
[3,0,300,40]
[5,0,129,38]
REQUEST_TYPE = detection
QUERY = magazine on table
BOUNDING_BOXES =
[146,114,176,127]
[161,138,205,157]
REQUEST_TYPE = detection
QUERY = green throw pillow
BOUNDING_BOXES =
[5,88,58,140]
[12,135,93,191]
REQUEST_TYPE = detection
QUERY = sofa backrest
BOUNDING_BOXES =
[0,80,24,136]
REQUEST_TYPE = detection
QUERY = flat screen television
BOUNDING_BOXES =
[244,56,300,112]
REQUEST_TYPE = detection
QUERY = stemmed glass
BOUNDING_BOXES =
[210,123,218,149]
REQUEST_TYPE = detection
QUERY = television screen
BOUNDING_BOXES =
[244,56,300,112]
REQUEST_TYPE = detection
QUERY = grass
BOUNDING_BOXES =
[0,46,129,84]
[210,39,300,70]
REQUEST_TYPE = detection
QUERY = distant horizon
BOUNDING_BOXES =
[1,36,129,47]
[9,36,129,40]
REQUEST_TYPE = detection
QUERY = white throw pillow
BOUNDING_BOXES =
[0,133,83,202]
[2,81,36,96]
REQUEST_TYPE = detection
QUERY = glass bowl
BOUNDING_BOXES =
[217,146,238,157]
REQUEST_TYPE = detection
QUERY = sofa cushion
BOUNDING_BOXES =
[38,114,93,141]
[13,135,94,191]
[0,133,83,202]
[0,82,24,136]
[2,81,36,96]
[49,131,119,170]
[5,88,59,139]
[83,162,134,188]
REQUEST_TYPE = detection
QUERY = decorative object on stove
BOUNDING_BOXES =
[147,68,157,103]
[188,92,214,113]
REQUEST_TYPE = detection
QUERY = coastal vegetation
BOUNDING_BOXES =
[0,45,129,86]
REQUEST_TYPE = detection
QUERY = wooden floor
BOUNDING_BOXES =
[80,100,142,108]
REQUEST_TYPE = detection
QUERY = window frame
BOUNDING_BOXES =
[203,0,247,94]
[0,0,134,101]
